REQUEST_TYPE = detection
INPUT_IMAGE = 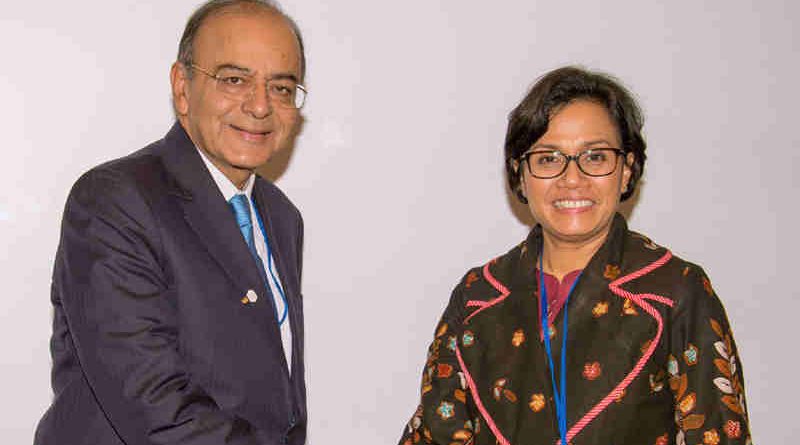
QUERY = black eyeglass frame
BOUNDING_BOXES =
[519,148,627,179]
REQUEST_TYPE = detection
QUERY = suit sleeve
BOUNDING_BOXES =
[666,265,752,445]
[56,168,260,445]
[399,274,478,445]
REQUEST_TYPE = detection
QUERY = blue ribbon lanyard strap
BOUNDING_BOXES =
[251,196,289,325]
[539,250,582,445]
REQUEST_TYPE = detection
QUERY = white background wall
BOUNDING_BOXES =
[1,0,797,443]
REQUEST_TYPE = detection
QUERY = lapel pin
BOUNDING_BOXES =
[246,289,258,303]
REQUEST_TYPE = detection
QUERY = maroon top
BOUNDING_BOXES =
[537,269,582,337]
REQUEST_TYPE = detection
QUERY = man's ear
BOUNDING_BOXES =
[170,62,190,116]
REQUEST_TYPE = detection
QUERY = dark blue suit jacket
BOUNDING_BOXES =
[35,123,306,445]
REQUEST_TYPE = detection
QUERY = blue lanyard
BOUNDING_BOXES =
[251,196,289,326]
[539,250,581,445]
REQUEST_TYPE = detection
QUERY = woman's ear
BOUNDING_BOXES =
[621,152,634,193]
[511,158,529,203]
[510,159,523,192]
[518,167,528,200]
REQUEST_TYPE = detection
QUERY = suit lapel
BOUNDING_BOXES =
[252,183,298,299]
[157,123,271,302]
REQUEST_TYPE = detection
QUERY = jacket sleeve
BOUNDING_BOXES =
[55,168,260,445]
[399,273,478,445]
[666,265,752,445]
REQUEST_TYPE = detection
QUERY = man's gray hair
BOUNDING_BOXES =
[177,0,306,80]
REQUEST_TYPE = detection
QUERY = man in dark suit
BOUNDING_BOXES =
[35,1,308,444]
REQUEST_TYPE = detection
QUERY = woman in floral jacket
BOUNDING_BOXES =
[399,67,751,445]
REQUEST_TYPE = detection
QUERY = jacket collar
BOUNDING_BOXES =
[511,213,668,340]
[516,213,629,286]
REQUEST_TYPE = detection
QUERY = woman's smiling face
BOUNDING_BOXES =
[520,99,632,247]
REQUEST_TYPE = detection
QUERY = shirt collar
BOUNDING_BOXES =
[195,147,255,202]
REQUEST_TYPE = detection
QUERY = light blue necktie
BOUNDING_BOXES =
[228,194,276,317]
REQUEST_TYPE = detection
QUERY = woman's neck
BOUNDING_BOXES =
[541,233,608,281]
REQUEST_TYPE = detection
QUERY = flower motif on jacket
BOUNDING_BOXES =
[491,378,518,403]
[684,344,699,366]
[622,298,639,316]
[451,428,473,444]
[529,393,546,412]
[593,301,609,318]
[426,338,441,367]
[446,335,457,352]
[437,363,454,379]
[650,369,666,392]
[604,264,621,280]
[668,354,706,444]
[511,329,526,347]
[462,330,475,347]
[710,319,748,419]
[703,428,720,445]
[724,420,742,439]
[404,404,424,443]
[465,271,479,288]
[454,388,467,403]
[583,361,602,381]
[437,401,455,420]
[631,232,660,250]
[702,276,715,296]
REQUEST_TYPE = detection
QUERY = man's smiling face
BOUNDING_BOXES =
[171,8,302,188]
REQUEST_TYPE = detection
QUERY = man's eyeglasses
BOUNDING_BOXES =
[519,148,626,179]
[189,64,307,109]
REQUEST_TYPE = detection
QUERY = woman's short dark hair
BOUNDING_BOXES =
[504,66,646,203]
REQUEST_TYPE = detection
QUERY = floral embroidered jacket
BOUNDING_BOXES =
[399,214,751,445]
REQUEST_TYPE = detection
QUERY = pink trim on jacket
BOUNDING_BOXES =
[464,261,511,324]
[455,345,511,445]
[457,251,675,445]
